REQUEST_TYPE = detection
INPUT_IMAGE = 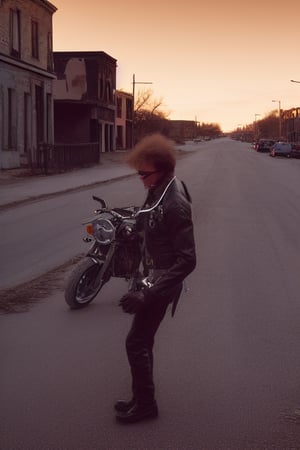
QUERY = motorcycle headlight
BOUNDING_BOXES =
[92,218,115,245]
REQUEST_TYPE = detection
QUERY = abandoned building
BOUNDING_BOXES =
[53,51,117,159]
[0,0,57,169]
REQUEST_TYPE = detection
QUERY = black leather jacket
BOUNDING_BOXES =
[138,175,196,308]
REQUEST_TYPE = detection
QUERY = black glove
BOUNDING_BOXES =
[119,291,145,314]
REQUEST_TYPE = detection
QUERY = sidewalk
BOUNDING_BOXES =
[0,143,197,210]
[0,152,135,209]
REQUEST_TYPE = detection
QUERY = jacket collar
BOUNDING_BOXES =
[148,173,174,202]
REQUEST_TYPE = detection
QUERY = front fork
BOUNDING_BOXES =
[86,241,146,292]
[86,242,116,287]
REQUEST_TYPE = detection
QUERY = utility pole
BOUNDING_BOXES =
[131,74,153,148]
[272,100,281,140]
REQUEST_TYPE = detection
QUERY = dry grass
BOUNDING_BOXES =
[0,255,83,314]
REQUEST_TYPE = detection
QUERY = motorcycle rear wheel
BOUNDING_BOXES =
[64,258,108,309]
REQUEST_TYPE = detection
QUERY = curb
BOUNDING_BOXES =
[0,149,194,211]
[0,173,135,212]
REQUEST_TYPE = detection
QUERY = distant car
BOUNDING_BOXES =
[270,142,292,157]
[291,143,300,158]
[256,139,275,152]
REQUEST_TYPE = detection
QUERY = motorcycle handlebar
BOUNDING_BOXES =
[92,196,107,208]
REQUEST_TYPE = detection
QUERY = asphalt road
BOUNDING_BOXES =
[1,139,300,449]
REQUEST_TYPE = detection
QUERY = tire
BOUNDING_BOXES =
[64,258,108,309]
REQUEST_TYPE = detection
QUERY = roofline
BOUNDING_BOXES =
[33,0,57,13]
[116,90,133,98]
[53,51,117,63]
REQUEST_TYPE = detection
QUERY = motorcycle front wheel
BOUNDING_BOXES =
[64,258,108,309]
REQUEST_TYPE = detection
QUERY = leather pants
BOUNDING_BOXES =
[125,283,182,406]
[125,296,170,406]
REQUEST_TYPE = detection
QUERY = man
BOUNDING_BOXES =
[116,133,196,424]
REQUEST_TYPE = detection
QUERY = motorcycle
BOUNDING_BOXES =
[64,195,145,309]
[64,176,177,309]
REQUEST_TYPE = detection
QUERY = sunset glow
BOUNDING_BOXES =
[53,0,300,131]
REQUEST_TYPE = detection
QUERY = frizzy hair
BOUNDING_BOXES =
[125,133,177,173]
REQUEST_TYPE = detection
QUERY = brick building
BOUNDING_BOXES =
[0,0,57,169]
[168,120,197,142]
[115,90,133,149]
[282,107,300,143]
[53,51,117,154]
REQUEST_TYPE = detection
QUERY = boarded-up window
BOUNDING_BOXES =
[31,20,39,59]
[47,32,53,70]
[10,9,21,58]
[8,88,16,149]
[46,93,52,142]
[35,85,44,144]
[24,93,31,153]
[126,98,133,120]
[117,97,122,118]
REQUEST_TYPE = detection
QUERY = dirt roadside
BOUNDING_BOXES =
[0,255,82,315]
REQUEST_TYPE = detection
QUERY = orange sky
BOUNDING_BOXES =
[52,0,300,131]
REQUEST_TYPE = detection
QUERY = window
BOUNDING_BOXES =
[117,97,122,118]
[46,93,52,142]
[99,77,103,99]
[35,85,44,144]
[31,20,39,59]
[116,125,123,148]
[24,93,31,153]
[10,9,21,58]
[0,86,3,151]
[126,98,133,120]
[8,88,16,149]
[47,32,53,70]
[106,81,112,102]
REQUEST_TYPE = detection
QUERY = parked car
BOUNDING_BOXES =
[291,143,300,158]
[270,142,292,157]
[256,139,275,152]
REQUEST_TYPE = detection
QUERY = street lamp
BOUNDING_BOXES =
[272,99,281,139]
[131,73,153,147]
[290,80,300,142]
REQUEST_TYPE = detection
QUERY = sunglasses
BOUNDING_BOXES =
[137,170,159,179]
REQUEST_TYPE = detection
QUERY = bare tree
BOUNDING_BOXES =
[197,122,222,138]
[134,89,170,143]
[135,89,169,115]
[257,111,279,139]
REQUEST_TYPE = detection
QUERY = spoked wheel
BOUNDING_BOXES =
[64,258,108,309]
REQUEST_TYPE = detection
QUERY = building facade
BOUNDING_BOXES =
[53,51,117,154]
[115,90,133,149]
[282,107,300,143]
[0,0,57,169]
[168,120,197,141]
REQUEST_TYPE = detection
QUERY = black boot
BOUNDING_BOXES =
[116,401,158,424]
[114,398,135,413]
